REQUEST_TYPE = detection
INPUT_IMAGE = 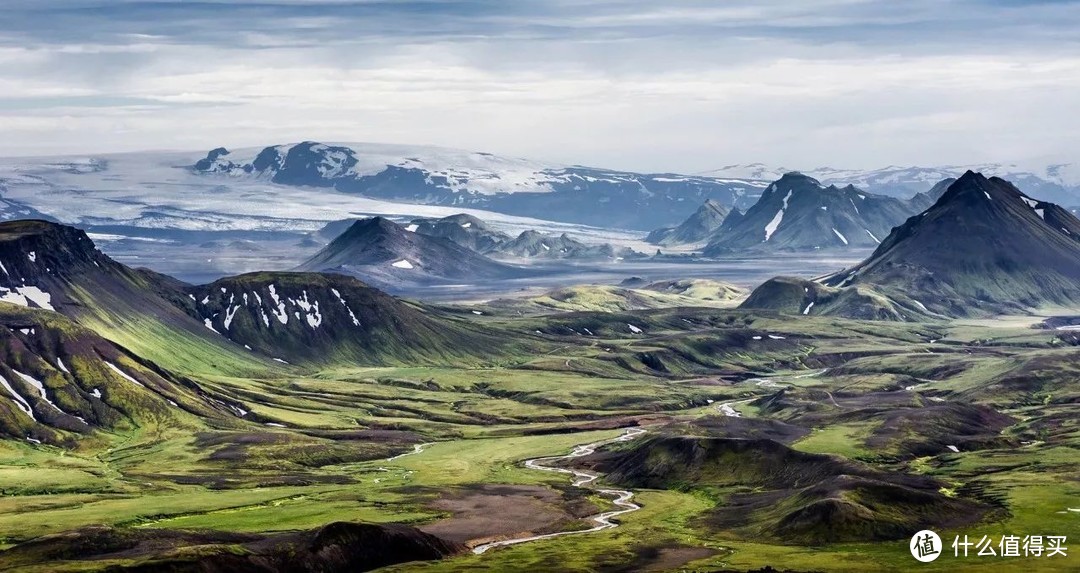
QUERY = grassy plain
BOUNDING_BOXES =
[1,307,1078,572]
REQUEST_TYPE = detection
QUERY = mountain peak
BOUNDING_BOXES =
[951,169,992,191]
[346,216,399,233]
[701,199,727,213]
[644,198,732,246]
[774,172,823,188]
[934,170,1034,210]
[0,219,78,241]
[405,213,510,254]
[0,220,109,288]
[299,217,517,292]
[824,174,1080,317]
[704,173,920,253]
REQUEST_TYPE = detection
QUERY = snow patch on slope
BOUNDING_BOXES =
[13,371,62,414]
[0,374,35,420]
[764,190,793,242]
[0,286,54,311]
[105,362,145,387]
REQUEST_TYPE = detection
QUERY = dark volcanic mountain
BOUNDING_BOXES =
[744,172,1080,319]
[183,272,502,365]
[0,522,463,572]
[577,435,987,544]
[297,217,523,290]
[407,213,510,253]
[0,305,240,445]
[703,173,919,253]
[908,177,956,213]
[823,171,1080,316]
[494,230,641,261]
[645,199,729,246]
[0,220,269,374]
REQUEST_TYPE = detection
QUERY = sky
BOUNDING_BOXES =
[1,0,1078,172]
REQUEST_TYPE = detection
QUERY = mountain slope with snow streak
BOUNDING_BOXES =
[185,272,504,365]
[743,172,1080,320]
[704,173,918,253]
[706,163,1080,204]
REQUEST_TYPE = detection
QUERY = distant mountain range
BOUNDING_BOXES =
[494,229,643,261]
[702,173,921,253]
[2,143,1075,246]
[648,173,927,252]
[313,214,642,266]
[192,142,767,230]
[706,163,1080,205]
[742,171,1080,319]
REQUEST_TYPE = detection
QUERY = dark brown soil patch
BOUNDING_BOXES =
[418,484,600,545]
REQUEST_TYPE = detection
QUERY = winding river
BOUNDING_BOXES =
[471,427,647,555]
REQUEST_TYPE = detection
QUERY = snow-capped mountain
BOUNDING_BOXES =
[742,172,1080,320]
[703,173,921,253]
[186,271,499,364]
[0,147,657,280]
[706,163,1080,204]
[192,142,768,230]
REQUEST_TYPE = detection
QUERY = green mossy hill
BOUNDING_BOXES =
[0,521,463,572]
[0,220,269,376]
[582,435,988,543]
[183,272,509,365]
[0,305,241,445]
[482,279,746,315]
[739,276,938,321]
[753,387,1017,458]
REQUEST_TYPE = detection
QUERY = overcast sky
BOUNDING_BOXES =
[1,0,1078,172]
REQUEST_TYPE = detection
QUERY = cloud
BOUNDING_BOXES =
[0,0,1078,171]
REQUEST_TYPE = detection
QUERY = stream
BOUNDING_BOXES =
[471,427,647,554]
